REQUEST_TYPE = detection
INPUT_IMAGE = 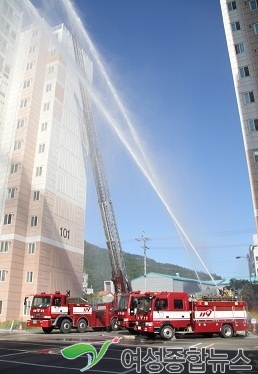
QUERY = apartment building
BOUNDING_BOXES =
[220,0,258,277]
[0,1,92,321]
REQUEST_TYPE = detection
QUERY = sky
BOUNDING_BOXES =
[29,0,255,281]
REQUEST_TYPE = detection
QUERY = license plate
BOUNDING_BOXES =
[33,320,37,324]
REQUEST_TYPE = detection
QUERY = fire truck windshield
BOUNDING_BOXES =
[135,297,152,313]
[32,296,51,307]
[118,295,129,311]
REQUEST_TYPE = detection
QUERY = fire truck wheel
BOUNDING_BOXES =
[60,319,72,334]
[77,319,87,333]
[111,318,119,331]
[220,324,233,338]
[160,325,175,340]
[42,327,53,334]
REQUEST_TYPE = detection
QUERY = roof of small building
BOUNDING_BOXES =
[132,272,220,285]
[131,272,258,286]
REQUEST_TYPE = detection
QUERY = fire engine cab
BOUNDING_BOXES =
[27,291,118,333]
[134,292,249,340]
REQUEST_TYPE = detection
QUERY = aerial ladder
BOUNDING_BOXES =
[71,31,132,295]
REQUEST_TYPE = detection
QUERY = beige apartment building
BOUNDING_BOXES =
[0,1,92,321]
[221,0,258,277]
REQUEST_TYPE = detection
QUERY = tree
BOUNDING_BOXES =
[230,278,258,310]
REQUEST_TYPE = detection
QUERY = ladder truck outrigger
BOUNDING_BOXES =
[71,29,142,332]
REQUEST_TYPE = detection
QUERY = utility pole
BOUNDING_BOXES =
[135,232,150,292]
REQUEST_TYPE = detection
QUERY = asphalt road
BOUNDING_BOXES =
[0,329,257,373]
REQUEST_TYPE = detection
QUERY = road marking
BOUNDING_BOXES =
[0,358,122,373]
[0,351,28,358]
[202,343,215,348]
[0,359,81,371]
[189,342,202,347]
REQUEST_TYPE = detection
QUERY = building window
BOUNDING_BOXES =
[33,191,40,201]
[36,166,42,176]
[4,213,13,225]
[0,270,7,282]
[254,24,258,34]
[0,36,7,55]
[48,66,54,74]
[228,1,237,11]
[38,143,45,153]
[0,241,9,253]
[235,43,245,54]
[11,31,16,41]
[46,83,52,92]
[29,44,37,53]
[248,119,258,131]
[3,22,10,35]
[250,0,258,10]
[50,49,56,57]
[243,91,255,104]
[41,122,48,131]
[26,271,34,283]
[17,118,25,129]
[7,187,16,199]
[254,150,258,162]
[26,61,34,70]
[231,21,240,32]
[10,163,19,174]
[43,103,50,111]
[0,81,7,97]
[32,29,38,37]
[23,299,31,315]
[23,79,31,89]
[14,140,23,150]
[28,242,36,254]
[20,98,29,108]
[239,66,250,78]
[0,300,2,314]
[31,216,38,227]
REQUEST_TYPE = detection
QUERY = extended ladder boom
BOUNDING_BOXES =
[72,33,131,294]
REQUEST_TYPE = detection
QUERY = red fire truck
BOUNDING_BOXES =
[117,291,158,333]
[117,291,141,333]
[134,292,249,340]
[27,291,118,333]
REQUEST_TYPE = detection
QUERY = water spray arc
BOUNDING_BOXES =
[62,0,155,180]
[62,0,218,287]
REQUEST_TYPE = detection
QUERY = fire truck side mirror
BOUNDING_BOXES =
[24,296,28,306]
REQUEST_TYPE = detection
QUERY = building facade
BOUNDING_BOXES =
[220,0,258,277]
[0,1,92,321]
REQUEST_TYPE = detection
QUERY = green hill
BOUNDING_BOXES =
[84,241,222,292]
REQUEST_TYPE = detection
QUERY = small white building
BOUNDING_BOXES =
[104,280,115,294]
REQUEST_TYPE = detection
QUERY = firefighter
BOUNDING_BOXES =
[223,287,233,297]
[54,298,61,306]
